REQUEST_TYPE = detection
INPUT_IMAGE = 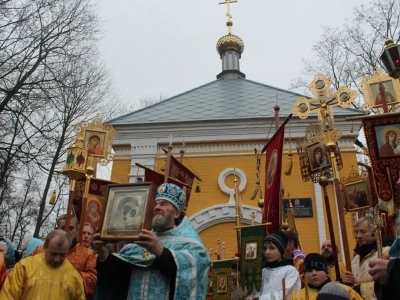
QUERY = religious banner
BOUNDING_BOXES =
[168,155,196,206]
[240,224,265,294]
[73,177,119,228]
[361,112,400,205]
[139,164,189,195]
[211,258,236,300]
[357,69,400,111]
[262,122,286,232]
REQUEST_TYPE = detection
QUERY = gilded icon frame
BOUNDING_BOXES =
[344,180,371,212]
[358,69,400,110]
[216,274,228,293]
[306,142,331,172]
[100,183,156,241]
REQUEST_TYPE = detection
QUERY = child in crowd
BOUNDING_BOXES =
[251,231,301,300]
[290,253,362,300]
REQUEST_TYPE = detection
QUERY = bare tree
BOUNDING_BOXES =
[0,0,100,114]
[137,92,168,109]
[0,0,126,245]
[291,0,400,107]
[32,57,115,237]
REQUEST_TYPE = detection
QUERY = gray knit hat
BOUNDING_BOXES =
[316,282,349,300]
[263,231,288,255]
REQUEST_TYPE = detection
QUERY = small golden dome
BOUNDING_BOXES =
[216,34,244,58]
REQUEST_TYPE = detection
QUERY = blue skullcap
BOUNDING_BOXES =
[156,183,186,211]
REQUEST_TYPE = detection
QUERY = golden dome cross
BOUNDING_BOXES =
[219,0,237,34]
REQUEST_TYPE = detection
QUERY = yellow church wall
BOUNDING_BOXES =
[279,150,319,256]
[154,146,321,256]
[112,139,359,260]
[110,158,131,183]
[200,222,240,258]
[155,151,263,214]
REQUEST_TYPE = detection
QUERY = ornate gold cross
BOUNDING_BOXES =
[219,0,237,34]
[291,75,357,145]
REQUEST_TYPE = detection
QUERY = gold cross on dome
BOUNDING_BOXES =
[219,0,237,34]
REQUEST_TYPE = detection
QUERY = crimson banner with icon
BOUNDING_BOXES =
[72,177,118,229]
[168,155,196,206]
[361,113,400,208]
[263,123,286,233]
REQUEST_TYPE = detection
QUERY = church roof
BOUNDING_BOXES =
[110,77,361,125]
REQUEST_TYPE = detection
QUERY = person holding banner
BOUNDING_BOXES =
[93,183,210,300]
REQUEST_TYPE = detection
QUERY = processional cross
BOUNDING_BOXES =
[291,75,358,276]
[291,75,356,143]
[219,0,237,34]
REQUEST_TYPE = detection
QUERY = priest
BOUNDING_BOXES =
[93,183,210,300]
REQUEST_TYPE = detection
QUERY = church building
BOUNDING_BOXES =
[108,4,362,258]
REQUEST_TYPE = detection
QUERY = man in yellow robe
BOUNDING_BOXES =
[32,214,97,297]
[0,230,85,299]
[0,253,6,290]
[320,240,347,282]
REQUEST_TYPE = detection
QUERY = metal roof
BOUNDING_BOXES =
[110,77,361,125]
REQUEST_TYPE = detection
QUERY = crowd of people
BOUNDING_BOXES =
[0,183,399,299]
[233,215,400,300]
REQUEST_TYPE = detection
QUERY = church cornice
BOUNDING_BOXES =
[112,138,358,158]
[112,118,361,146]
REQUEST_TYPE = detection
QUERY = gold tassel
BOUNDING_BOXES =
[160,159,166,172]
[350,123,354,133]
[388,202,393,216]
[250,184,259,200]
[195,181,201,193]
[49,190,57,205]
[284,152,293,176]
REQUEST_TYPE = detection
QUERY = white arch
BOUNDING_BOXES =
[189,204,262,232]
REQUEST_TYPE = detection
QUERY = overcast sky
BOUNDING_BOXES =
[97,0,366,106]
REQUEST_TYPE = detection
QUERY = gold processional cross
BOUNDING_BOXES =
[291,75,357,145]
[219,0,237,34]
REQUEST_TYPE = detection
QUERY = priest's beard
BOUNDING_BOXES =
[152,211,175,232]
[323,253,334,264]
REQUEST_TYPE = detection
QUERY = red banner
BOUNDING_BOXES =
[263,124,286,233]
[361,113,400,203]
[168,155,196,206]
[143,167,184,190]
[72,177,119,228]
